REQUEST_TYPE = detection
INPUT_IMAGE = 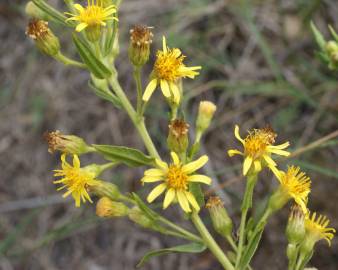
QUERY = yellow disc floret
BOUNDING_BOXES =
[54,154,101,207]
[228,125,290,176]
[65,0,118,32]
[143,36,201,105]
[141,152,211,213]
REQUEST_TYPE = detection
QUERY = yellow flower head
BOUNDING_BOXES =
[305,212,335,246]
[65,0,118,32]
[141,152,211,213]
[143,36,201,105]
[54,154,101,207]
[228,125,290,176]
[275,166,311,214]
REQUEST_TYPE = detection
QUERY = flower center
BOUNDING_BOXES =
[244,128,276,159]
[80,6,106,25]
[154,49,184,82]
[166,164,188,190]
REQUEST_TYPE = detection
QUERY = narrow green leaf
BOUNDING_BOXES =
[189,183,205,207]
[328,25,338,42]
[72,34,112,79]
[137,242,206,268]
[132,192,159,220]
[88,79,121,108]
[93,145,154,167]
[239,230,264,270]
[32,0,71,26]
[310,22,326,51]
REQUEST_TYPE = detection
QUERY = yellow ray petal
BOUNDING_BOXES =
[182,155,209,174]
[143,79,158,101]
[162,36,167,53]
[144,168,165,177]
[177,191,191,212]
[187,174,212,185]
[73,154,81,168]
[160,79,171,98]
[267,147,290,156]
[163,188,176,209]
[228,149,243,157]
[141,175,163,184]
[75,22,88,32]
[155,158,168,171]
[268,164,282,181]
[170,82,180,104]
[234,125,244,144]
[269,141,290,150]
[243,156,253,175]
[263,154,277,167]
[147,183,167,203]
[170,152,180,165]
[73,3,85,12]
[254,160,262,172]
[185,191,200,211]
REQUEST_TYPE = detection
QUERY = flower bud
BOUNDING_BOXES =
[128,206,154,229]
[326,40,338,55]
[196,101,216,138]
[286,205,305,244]
[167,119,189,154]
[25,1,49,20]
[206,196,233,238]
[44,130,94,155]
[128,25,153,67]
[96,197,129,217]
[267,186,290,213]
[89,181,121,200]
[26,19,60,56]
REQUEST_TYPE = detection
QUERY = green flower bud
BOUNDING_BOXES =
[44,130,94,155]
[26,19,60,56]
[128,25,153,67]
[195,101,216,142]
[286,205,305,245]
[96,197,129,217]
[128,206,154,229]
[206,196,233,238]
[167,119,189,154]
[267,186,290,213]
[326,40,338,55]
[89,181,121,200]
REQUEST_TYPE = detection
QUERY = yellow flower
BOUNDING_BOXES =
[65,0,117,32]
[305,212,335,246]
[228,125,290,176]
[141,152,211,213]
[142,36,201,104]
[274,166,311,214]
[54,154,101,207]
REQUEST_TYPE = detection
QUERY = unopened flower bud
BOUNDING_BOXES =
[96,197,129,217]
[25,1,49,20]
[26,19,60,56]
[128,206,154,229]
[206,196,233,237]
[167,119,189,154]
[326,40,338,55]
[286,205,306,244]
[44,130,94,155]
[128,25,153,67]
[196,101,216,138]
[89,181,121,200]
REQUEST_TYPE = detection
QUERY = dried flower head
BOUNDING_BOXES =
[228,125,290,176]
[130,25,153,48]
[96,197,129,217]
[26,19,49,40]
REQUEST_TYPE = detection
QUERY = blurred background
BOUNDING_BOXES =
[1,0,338,269]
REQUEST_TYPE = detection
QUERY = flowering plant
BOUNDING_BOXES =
[25,1,335,269]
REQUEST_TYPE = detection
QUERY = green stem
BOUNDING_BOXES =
[191,211,235,270]
[295,252,305,270]
[133,66,143,115]
[226,235,238,252]
[235,174,258,269]
[54,52,87,69]
[108,75,160,159]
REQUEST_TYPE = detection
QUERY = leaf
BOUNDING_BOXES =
[328,25,338,42]
[189,183,205,207]
[88,79,121,108]
[32,0,71,26]
[132,192,159,221]
[72,34,112,79]
[136,242,206,268]
[238,229,264,270]
[93,145,154,167]
[310,22,326,51]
